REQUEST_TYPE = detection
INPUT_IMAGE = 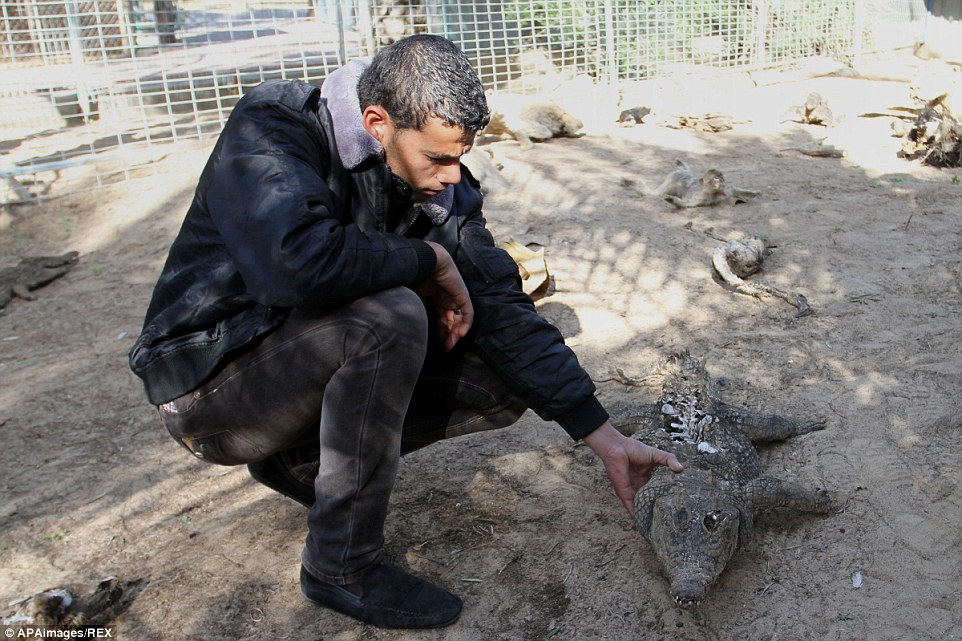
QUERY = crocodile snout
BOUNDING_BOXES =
[670,578,710,608]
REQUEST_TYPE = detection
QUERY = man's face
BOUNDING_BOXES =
[363,108,474,202]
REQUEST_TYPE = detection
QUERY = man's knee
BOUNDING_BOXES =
[353,287,429,351]
[289,287,428,354]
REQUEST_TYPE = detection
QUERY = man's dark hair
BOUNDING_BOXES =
[357,34,490,134]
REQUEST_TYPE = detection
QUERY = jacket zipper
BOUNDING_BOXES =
[395,206,421,237]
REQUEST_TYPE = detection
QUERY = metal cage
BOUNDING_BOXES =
[0,0,932,201]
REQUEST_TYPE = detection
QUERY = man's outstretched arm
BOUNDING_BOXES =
[583,421,684,516]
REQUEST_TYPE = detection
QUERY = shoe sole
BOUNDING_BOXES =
[300,585,461,629]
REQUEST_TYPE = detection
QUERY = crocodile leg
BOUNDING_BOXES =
[745,476,833,514]
[717,402,825,443]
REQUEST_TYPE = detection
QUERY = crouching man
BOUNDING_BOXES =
[128,34,682,630]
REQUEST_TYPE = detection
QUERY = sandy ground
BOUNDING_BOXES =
[1,53,961,640]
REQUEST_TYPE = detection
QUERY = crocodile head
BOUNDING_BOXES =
[641,487,746,607]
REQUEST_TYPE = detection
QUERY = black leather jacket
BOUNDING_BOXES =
[128,78,607,439]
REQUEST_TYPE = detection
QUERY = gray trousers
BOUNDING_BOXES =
[157,287,527,584]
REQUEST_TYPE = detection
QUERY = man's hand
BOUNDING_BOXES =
[583,421,684,516]
[416,241,474,351]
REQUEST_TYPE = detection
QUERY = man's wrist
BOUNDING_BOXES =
[409,239,438,285]
[582,421,619,451]
[556,396,609,440]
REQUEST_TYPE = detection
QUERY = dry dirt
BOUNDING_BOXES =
[1,54,961,641]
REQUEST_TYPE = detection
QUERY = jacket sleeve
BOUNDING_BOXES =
[451,175,609,440]
[202,80,434,308]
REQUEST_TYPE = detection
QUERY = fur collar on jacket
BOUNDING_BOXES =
[320,58,454,225]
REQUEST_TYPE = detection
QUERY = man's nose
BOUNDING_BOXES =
[438,163,461,185]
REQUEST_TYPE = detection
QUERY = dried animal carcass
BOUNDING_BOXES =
[667,113,737,132]
[894,67,962,167]
[0,251,79,310]
[484,94,584,150]
[711,235,811,317]
[617,106,651,126]
[461,146,510,196]
[372,0,428,46]
[3,577,144,628]
[898,104,962,167]
[640,160,759,208]
[782,92,836,127]
[621,351,832,606]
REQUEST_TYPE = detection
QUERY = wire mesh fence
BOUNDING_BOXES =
[0,0,932,201]
[408,0,928,90]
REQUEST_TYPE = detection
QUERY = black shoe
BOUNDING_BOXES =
[248,450,316,508]
[300,562,462,629]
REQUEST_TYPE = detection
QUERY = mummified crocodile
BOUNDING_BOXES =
[0,251,79,310]
[623,351,832,606]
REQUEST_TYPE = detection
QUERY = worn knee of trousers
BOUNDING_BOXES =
[350,287,429,375]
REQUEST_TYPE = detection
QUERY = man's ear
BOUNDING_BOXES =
[362,105,391,142]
